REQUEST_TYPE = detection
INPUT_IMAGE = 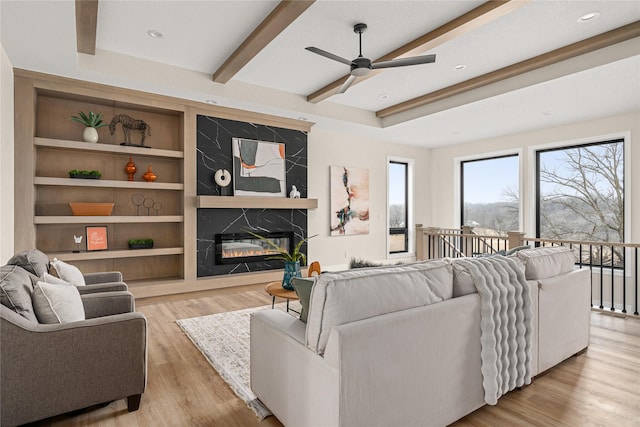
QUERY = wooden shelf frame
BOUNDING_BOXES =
[34,215,184,224]
[197,195,318,209]
[49,247,184,261]
[34,137,184,158]
[34,177,184,190]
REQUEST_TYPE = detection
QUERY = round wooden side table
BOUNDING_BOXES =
[264,281,299,313]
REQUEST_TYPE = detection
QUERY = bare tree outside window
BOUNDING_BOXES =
[537,139,624,266]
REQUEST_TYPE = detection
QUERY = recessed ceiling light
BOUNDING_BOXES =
[147,29,164,39]
[297,116,307,121]
[452,131,460,135]
[453,64,467,70]
[542,111,552,116]
[378,94,389,99]
[577,12,600,23]
[205,99,217,105]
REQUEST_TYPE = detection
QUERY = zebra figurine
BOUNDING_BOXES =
[109,114,151,147]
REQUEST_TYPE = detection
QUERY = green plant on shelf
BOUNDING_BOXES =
[69,111,108,128]
[128,239,154,245]
[68,170,102,178]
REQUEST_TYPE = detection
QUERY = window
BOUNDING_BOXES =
[536,139,624,265]
[460,155,519,235]
[388,159,411,254]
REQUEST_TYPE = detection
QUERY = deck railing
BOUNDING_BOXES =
[416,225,639,318]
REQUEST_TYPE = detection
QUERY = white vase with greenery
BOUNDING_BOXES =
[70,111,108,143]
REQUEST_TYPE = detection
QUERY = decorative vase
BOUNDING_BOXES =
[82,127,99,143]
[282,260,301,290]
[142,166,157,182]
[125,157,137,181]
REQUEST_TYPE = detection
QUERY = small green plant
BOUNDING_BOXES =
[245,230,316,264]
[128,239,154,245]
[68,169,101,177]
[69,111,108,128]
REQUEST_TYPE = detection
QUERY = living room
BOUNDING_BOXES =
[1,1,639,426]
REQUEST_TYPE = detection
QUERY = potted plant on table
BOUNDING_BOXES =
[245,230,317,290]
[70,111,108,143]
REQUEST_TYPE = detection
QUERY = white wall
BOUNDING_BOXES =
[0,43,14,263]
[307,127,430,269]
[429,111,640,243]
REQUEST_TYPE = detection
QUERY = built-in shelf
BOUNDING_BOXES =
[34,215,184,224]
[49,247,184,261]
[35,137,184,158]
[197,195,318,209]
[34,177,184,190]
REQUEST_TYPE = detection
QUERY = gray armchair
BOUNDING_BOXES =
[0,290,147,426]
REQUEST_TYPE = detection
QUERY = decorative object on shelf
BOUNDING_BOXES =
[330,165,370,236]
[85,226,108,251]
[69,202,115,216]
[69,111,108,143]
[289,185,300,198]
[232,138,286,197]
[125,157,137,181]
[109,114,151,147]
[128,238,154,249]
[131,194,161,216]
[73,235,83,253]
[142,165,157,182]
[213,168,232,196]
[245,230,317,290]
[68,169,101,179]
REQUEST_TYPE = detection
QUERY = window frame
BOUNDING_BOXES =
[387,156,414,257]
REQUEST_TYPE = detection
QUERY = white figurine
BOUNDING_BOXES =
[289,185,300,198]
[73,235,83,244]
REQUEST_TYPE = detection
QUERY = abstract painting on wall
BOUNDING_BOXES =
[330,165,370,236]
[232,138,286,197]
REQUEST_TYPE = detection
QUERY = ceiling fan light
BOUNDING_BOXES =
[351,67,371,77]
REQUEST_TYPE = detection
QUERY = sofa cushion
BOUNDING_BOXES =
[450,256,525,297]
[49,258,86,286]
[306,260,453,355]
[291,277,314,323]
[515,246,575,280]
[7,249,50,277]
[32,281,85,323]
[0,265,39,322]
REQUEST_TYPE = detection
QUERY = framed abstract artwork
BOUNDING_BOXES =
[232,138,286,197]
[330,165,370,236]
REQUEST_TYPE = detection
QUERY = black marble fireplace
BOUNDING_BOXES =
[215,231,293,264]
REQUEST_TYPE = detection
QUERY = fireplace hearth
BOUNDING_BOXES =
[215,232,294,265]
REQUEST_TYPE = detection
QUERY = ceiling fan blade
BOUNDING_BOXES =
[336,75,358,94]
[371,54,436,69]
[305,47,352,66]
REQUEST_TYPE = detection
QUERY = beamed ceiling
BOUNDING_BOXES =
[2,0,639,147]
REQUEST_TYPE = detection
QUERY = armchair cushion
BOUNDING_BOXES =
[83,271,123,284]
[7,249,50,277]
[49,258,86,286]
[0,265,38,322]
[78,282,128,294]
[81,291,135,318]
[32,281,85,324]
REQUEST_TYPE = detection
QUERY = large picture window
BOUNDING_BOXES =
[388,159,410,254]
[536,139,624,265]
[460,154,519,235]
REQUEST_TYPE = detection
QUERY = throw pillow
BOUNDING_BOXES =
[7,249,50,277]
[49,258,86,286]
[32,281,85,324]
[0,265,39,322]
[290,277,314,323]
[42,272,71,286]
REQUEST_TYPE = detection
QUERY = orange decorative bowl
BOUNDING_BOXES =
[69,202,115,216]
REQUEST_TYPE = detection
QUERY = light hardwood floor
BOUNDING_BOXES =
[30,285,640,427]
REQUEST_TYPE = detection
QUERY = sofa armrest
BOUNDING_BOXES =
[83,271,123,284]
[78,282,128,294]
[81,291,135,318]
[1,309,147,426]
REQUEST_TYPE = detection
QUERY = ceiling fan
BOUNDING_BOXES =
[306,23,436,94]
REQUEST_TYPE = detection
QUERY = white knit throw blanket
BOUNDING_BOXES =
[455,256,533,405]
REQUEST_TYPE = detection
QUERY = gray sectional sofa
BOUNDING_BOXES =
[250,246,590,427]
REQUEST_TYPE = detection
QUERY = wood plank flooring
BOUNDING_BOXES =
[28,285,640,427]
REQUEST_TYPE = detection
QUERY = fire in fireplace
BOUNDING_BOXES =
[215,231,294,264]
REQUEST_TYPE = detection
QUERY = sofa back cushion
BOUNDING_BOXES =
[450,256,525,297]
[0,265,38,322]
[306,260,453,355]
[515,246,575,280]
[7,249,49,277]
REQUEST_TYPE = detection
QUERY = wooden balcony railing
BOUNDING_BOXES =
[415,225,639,318]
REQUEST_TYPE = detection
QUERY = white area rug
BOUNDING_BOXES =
[176,303,300,419]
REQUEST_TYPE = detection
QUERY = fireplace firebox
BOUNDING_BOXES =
[215,232,294,264]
